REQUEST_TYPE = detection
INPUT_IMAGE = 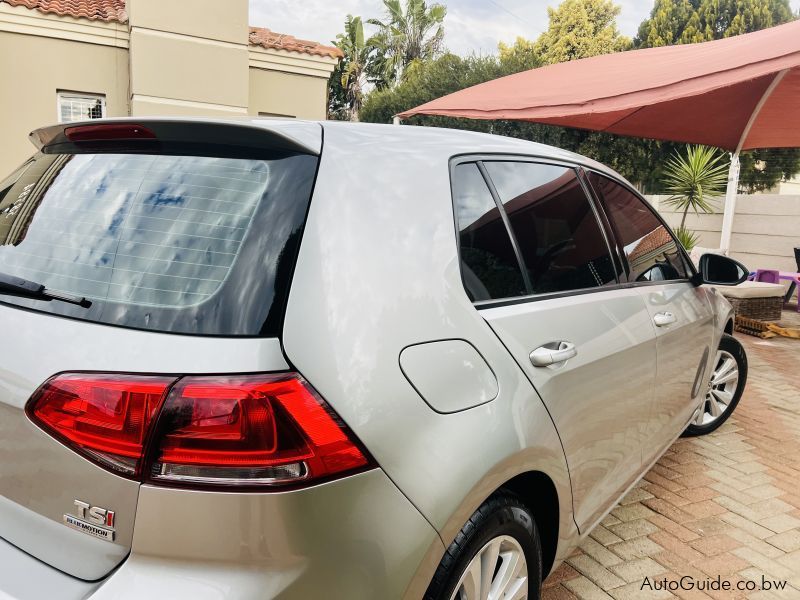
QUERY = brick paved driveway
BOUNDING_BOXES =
[544,308,800,600]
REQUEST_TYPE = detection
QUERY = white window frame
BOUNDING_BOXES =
[56,91,107,124]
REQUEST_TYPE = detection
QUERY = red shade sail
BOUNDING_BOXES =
[398,20,800,152]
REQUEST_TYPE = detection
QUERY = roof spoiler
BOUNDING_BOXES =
[29,117,322,156]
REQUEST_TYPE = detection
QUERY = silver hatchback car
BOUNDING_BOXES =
[0,118,749,600]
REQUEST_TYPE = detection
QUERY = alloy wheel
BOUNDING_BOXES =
[450,535,528,600]
[694,349,740,426]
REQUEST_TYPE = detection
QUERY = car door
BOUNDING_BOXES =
[452,158,658,532]
[586,172,715,463]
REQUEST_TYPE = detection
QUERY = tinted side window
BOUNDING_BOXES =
[452,163,527,301]
[484,162,617,295]
[588,172,689,282]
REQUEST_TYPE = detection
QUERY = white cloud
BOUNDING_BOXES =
[249,0,800,56]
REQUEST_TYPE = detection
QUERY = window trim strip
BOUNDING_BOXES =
[475,161,533,295]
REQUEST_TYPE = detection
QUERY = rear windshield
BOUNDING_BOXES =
[0,150,318,336]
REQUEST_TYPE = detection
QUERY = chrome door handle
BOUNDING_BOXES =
[653,312,677,327]
[530,341,577,367]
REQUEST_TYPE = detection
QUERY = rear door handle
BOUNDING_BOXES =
[530,341,577,367]
[653,311,677,327]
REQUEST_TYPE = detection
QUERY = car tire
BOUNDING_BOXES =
[683,333,747,437]
[424,494,542,600]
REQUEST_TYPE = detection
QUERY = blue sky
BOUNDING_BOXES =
[250,0,800,56]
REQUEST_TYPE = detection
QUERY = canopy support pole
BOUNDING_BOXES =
[720,153,740,254]
[719,68,788,254]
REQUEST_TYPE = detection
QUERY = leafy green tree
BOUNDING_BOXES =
[535,0,631,64]
[367,0,447,85]
[635,0,798,192]
[635,0,794,47]
[361,53,506,129]
[497,37,539,73]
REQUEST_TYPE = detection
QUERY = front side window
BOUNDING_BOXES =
[587,172,689,282]
[452,163,527,301]
[483,161,617,295]
[58,92,106,123]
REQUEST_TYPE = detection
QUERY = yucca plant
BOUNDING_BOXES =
[673,225,700,252]
[662,144,729,229]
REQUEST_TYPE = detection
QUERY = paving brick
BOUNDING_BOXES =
[608,557,668,583]
[643,482,692,507]
[647,514,700,543]
[590,525,624,547]
[682,500,728,520]
[564,575,615,600]
[694,551,751,577]
[566,555,626,590]
[608,537,665,561]
[607,519,658,541]
[675,486,718,503]
[682,517,730,537]
[758,513,800,534]
[719,512,776,540]
[726,525,786,558]
[688,534,741,556]
[765,530,800,553]
[731,547,796,581]
[579,537,623,568]
[543,586,580,600]
[648,531,704,563]
[545,563,582,587]
[643,498,697,524]
[610,504,656,523]
[619,487,654,505]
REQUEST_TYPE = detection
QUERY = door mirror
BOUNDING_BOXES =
[694,253,749,286]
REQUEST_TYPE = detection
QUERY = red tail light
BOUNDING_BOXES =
[27,373,372,489]
[26,374,174,476]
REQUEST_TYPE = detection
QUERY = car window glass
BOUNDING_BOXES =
[0,151,317,335]
[452,163,527,301]
[483,161,617,295]
[588,172,689,282]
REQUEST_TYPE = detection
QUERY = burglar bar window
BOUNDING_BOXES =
[57,92,106,123]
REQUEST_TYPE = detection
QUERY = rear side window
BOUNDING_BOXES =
[483,162,617,295]
[452,163,527,301]
[0,151,318,336]
[587,172,689,282]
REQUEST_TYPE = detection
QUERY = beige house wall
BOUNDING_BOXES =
[649,194,800,273]
[126,0,247,44]
[0,1,338,176]
[0,4,129,172]
[127,0,249,116]
[248,68,329,120]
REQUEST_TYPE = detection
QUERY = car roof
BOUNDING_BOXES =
[29,116,635,190]
[319,120,635,189]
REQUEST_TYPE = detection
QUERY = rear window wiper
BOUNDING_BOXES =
[0,271,91,308]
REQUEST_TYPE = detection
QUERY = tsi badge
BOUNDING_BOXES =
[63,500,115,542]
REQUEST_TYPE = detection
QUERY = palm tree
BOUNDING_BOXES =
[333,16,371,121]
[368,0,447,85]
[662,145,729,250]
